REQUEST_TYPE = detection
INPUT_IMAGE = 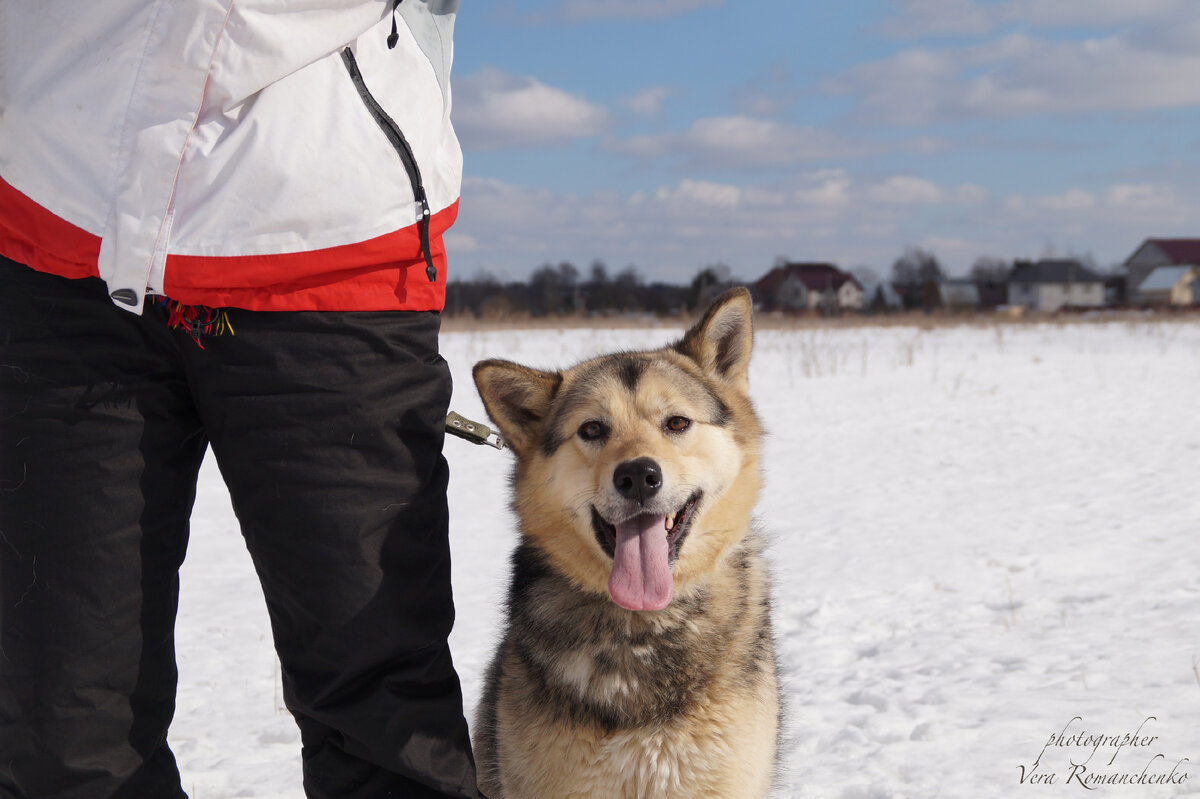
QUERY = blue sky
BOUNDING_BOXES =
[447,0,1200,284]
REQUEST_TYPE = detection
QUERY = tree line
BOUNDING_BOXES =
[444,261,734,318]
[447,247,1114,318]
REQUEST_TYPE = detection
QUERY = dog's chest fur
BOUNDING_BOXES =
[476,540,778,798]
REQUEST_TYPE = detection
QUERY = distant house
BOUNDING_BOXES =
[1136,265,1198,306]
[938,279,981,310]
[974,280,1008,310]
[1124,238,1200,302]
[753,262,864,312]
[1007,259,1104,312]
[1104,273,1127,306]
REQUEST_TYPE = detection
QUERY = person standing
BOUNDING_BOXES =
[0,2,482,797]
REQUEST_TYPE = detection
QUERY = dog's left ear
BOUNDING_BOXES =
[675,287,754,391]
[473,359,562,457]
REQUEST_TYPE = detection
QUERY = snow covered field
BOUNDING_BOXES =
[172,317,1200,798]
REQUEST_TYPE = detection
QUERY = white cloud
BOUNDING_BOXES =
[901,136,957,156]
[610,115,876,168]
[558,0,721,22]
[1131,16,1200,53]
[821,48,958,126]
[954,183,990,204]
[791,169,854,209]
[1012,0,1192,28]
[1005,189,1095,213]
[1103,183,1173,210]
[866,176,945,205]
[452,170,1196,283]
[452,67,610,150]
[625,86,672,116]
[684,117,846,160]
[730,62,800,118]
[443,232,479,253]
[1041,189,1095,212]
[1004,183,1192,228]
[825,28,1200,123]
[965,36,1200,115]
[878,0,993,38]
[866,176,990,206]
[653,179,742,209]
[453,171,871,280]
[881,0,1194,38]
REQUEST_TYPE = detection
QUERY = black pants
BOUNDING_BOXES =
[0,259,481,799]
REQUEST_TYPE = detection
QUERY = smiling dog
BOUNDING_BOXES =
[471,288,779,798]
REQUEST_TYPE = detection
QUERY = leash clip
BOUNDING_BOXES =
[445,411,505,450]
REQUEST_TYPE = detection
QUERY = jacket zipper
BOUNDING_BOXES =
[340,46,437,283]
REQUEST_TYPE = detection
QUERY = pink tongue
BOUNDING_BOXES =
[608,514,674,611]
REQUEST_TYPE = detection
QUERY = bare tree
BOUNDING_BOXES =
[528,261,579,315]
[969,256,1011,284]
[891,247,943,286]
[891,247,944,311]
[688,263,732,310]
[613,265,643,311]
[589,259,609,286]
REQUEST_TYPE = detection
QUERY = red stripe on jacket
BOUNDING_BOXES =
[0,175,100,279]
[0,176,455,312]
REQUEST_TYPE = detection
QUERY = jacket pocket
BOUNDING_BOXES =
[339,47,437,283]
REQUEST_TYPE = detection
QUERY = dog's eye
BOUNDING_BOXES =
[578,420,609,442]
[665,416,692,434]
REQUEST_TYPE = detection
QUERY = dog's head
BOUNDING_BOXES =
[473,288,762,612]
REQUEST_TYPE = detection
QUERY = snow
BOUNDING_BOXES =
[172,318,1200,798]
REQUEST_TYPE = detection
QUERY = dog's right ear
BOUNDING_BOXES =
[472,360,562,457]
[675,287,754,392]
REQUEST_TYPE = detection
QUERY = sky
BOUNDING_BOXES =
[446,0,1200,285]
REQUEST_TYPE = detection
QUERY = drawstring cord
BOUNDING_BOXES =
[156,297,235,348]
[387,0,402,49]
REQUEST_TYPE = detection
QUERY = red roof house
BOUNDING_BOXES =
[1125,238,1200,301]
[753,262,864,312]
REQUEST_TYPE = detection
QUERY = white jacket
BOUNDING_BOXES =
[0,0,462,313]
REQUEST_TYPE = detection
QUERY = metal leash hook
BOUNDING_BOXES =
[445,411,505,450]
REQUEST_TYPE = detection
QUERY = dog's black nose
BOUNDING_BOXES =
[613,457,663,504]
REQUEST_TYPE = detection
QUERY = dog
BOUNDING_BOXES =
[470,288,779,798]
